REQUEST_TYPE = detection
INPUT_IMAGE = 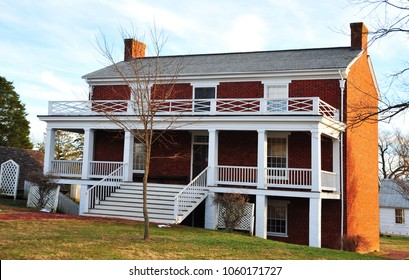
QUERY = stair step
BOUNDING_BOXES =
[87,208,175,220]
[104,197,175,205]
[83,212,175,224]
[99,201,174,210]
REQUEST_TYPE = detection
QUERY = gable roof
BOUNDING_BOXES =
[82,47,362,80]
[380,180,409,208]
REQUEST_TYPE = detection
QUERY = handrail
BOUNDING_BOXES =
[84,163,125,210]
[174,167,209,223]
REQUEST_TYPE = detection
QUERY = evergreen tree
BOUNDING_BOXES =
[0,76,33,149]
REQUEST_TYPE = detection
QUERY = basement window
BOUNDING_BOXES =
[267,200,288,237]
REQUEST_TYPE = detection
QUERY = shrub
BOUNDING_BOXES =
[342,235,369,252]
[28,171,59,209]
[214,193,249,232]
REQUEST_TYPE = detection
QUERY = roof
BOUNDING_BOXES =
[82,47,362,80]
[380,180,409,208]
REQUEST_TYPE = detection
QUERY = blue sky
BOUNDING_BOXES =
[0,0,407,143]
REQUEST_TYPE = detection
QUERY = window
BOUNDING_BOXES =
[266,84,288,112]
[267,200,288,236]
[395,209,405,224]
[267,136,287,178]
[133,142,146,171]
[194,87,215,112]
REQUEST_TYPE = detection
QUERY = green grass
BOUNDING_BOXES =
[0,197,391,260]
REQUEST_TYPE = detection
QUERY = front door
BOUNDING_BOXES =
[191,135,209,178]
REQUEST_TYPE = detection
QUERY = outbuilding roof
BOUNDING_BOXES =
[82,47,362,80]
[380,180,409,208]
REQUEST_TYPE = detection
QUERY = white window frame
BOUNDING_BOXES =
[267,132,289,179]
[190,132,209,180]
[192,82,218,112]
[267,199,289,237]
[395,208,405,224]
[263,81,290,113]
[133,142,146,174]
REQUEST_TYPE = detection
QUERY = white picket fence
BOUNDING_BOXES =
[58,192,79,215]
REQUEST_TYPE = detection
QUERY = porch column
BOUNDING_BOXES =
[81,128,95,179]
[255,194,268,238]
[79,184,89,215]
[123,130,134,182]
[43,127,55,174]
[311,129,321,192]
[309,197,322,247]
[257,129,267,189]
[207,129,219,186]
[333,138,341,193]
[204,192,218,229]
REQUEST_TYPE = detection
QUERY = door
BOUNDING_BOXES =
[191,135,209,178]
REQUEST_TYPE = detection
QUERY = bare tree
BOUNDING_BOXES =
[349,0,409,124]
[379,129,409,199]
[95,28,185,240]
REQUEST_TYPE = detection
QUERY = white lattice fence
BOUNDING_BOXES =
[27,184,60,212]
[0,159,20,199]
[217,202,255,235]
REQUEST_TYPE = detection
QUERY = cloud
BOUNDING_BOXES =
[225,15,269,52]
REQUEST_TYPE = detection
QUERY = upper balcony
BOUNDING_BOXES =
[48,97,340,121]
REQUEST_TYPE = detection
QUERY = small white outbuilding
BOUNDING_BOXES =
[380,180,409,236]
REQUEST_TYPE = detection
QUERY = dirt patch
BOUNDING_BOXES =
[381,250,409,260]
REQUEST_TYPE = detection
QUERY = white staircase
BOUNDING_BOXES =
[84,183,186,224]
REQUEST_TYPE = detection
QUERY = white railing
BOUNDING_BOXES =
[266,168,312,188]
[216,166,258,186]
[85,164,126,211]
[321,170,338,191]
[90,161,124,178]
[48,97,339,120]
[50,160,125,179]
[174,167,209,223]
[51,160,83,177]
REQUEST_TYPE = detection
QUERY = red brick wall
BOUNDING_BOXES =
[151,83,193,99]
[149,131,191,183]
[268,197,309,246]
[290,79,341,109]
[92,85,130,100]
[321,199,342,249]
[344,51,379,252]
[93,130,124,161]
[217,81,264,98]
[268,198,342,249]
[288,132,311,168]
[218,131,258,166]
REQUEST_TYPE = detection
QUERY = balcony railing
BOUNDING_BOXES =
[50,160,124,179]
[50,160,338,192]
[48,97,339,120]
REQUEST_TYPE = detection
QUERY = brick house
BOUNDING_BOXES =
[39,22,379,252]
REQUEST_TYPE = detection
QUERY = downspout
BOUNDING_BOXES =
[338,69,348,250]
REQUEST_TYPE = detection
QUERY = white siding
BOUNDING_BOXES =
[380,207,409,236]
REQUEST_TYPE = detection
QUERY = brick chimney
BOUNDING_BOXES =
[124,39,146,61]
[350,22,368,50]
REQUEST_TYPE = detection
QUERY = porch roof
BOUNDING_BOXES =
[82,47,361,80]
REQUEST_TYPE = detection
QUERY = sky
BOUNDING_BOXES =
[0,0,408,144]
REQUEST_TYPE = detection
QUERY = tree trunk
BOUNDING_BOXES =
[143,144,151,240]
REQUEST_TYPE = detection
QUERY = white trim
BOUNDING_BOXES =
[190,131,209,181]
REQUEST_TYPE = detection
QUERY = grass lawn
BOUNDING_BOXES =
[0,197,400,260]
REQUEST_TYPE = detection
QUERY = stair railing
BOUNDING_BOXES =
[174,167,209,223]
[84,163,126,212]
